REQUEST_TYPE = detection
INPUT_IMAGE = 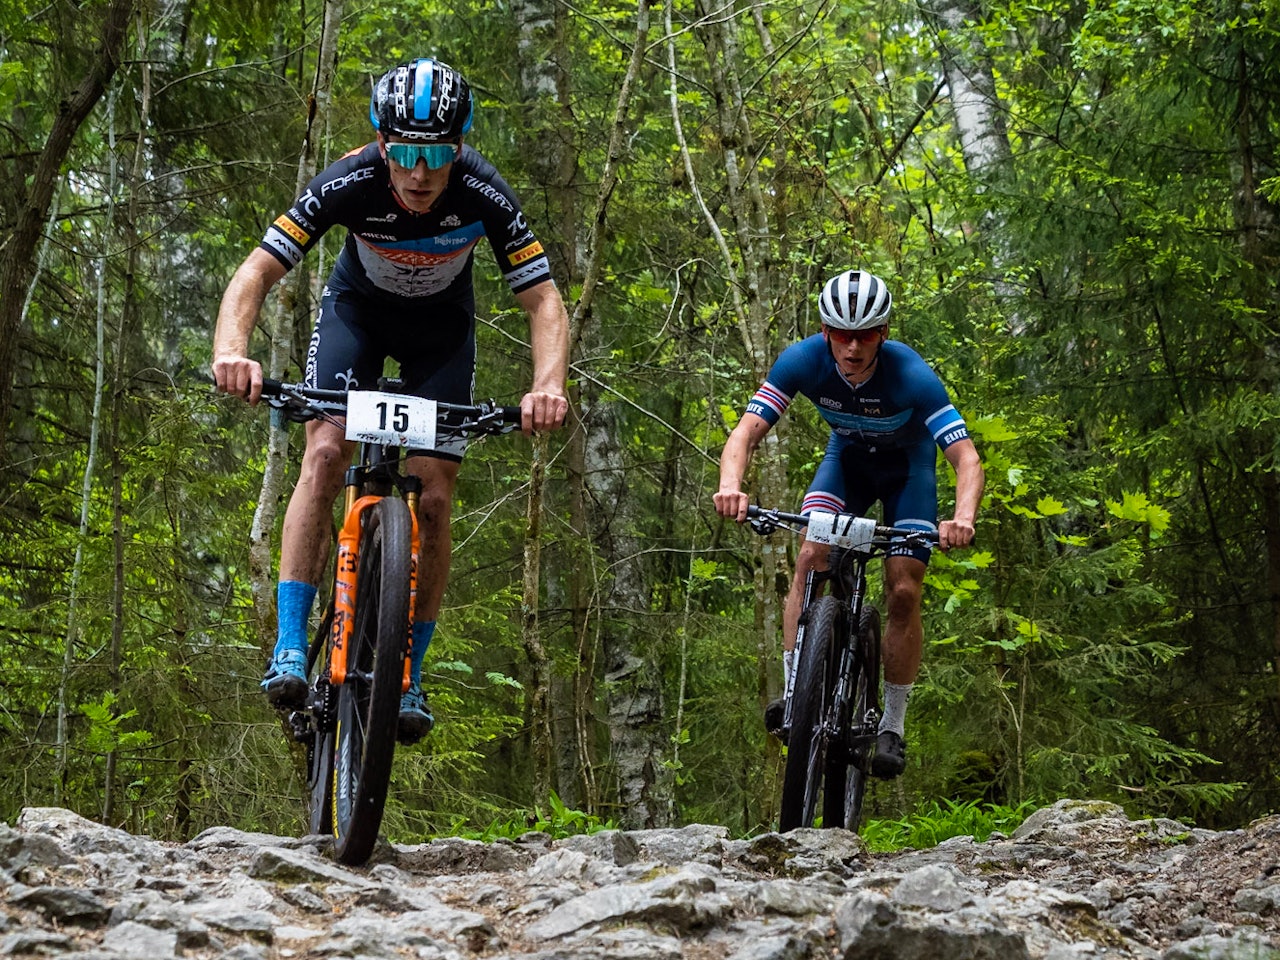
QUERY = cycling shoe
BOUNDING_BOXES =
[261,649,308,708]
[870,730,907,779]
[398,685,435,744]
[764,697,787,744]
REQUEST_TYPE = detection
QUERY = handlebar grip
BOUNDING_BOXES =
[500,406,523,424]
[261,378,284,397]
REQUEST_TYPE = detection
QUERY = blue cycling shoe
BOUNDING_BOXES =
[261,649,308,708]
[398,684,434,744]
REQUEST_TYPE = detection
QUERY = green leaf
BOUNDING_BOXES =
[1106,491,1172,536]
[1036,496,1068,517]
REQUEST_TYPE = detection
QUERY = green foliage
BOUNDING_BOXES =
[3,0,1278,845]
[860,799,1040,853]
[450,791,618,842]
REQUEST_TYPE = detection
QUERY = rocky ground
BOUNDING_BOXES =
[0,799,1277,959]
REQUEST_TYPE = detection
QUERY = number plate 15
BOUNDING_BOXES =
[345,392,437,449]
[805,511,875,551]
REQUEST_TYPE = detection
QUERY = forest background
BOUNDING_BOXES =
[1,0,1278,843]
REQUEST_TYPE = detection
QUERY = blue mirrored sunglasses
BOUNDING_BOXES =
[386,142,458,170]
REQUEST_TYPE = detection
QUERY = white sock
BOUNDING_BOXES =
[783,649,796,700]
[878,681,913,736]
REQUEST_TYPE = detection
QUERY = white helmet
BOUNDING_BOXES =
[818,269,892,330]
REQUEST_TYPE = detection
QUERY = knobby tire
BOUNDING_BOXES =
[306,599,336,837]
[779,596,839,832]
[825,605,881,832]
[330,497,412,865]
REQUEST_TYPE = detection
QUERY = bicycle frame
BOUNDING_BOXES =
[259,376,521,863]
[788,542,876,745]
[749,506,935,732]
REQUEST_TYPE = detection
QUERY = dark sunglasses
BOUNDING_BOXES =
[824,325,886,345]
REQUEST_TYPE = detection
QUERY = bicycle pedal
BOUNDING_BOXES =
[287,712,314,744]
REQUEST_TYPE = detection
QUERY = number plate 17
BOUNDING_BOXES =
[805,511,875,551]
[345,392,437,449]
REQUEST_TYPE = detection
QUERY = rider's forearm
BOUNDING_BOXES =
[949,441,984,524]
[214,250,286,358]
[718,417,766,492]
[519,282,570,396]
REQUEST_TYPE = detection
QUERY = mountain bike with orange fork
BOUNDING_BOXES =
[261,378,520,864]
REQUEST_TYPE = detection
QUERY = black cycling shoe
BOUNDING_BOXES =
[764,697,787,743]
[870,730,907,779]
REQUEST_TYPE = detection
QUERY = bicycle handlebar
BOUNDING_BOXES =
[744,504,941,547]
[259,379,523,434]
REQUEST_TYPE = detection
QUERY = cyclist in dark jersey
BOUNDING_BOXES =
[714,269,982,777]
[211,58,569,742]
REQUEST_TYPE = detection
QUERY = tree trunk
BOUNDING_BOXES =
[521,436,554,803]
[684,1,791,797]
[247,0,345,652]
[569,0,671,827]
[1229,44,1280,709]
[922,0,1013,179]
[0,0,136,459]
[513,0,567,807]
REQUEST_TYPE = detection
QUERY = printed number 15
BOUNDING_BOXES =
[376,400,410,432]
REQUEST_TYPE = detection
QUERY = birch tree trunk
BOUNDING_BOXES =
[921,0,1013,179]
[922,0,1019,312]
[567,0,673,827]
[56,173,104,806]
[513,0,567,806]
[104,0,178,828]
[247,0,344,650]
[685,2,791,782]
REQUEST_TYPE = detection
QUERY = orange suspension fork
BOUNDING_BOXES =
[328,490,420,688]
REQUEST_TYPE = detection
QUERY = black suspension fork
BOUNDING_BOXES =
[828,550,871,735]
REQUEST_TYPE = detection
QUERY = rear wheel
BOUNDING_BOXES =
[826,604,881,832]
[330,498,412,865]
[779,596,839,831]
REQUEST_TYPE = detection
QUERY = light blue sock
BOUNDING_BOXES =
[273,580,318,659]
[409,621,436,688]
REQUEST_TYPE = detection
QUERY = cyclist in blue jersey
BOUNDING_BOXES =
[211,58,569,742]
[714,269,982,777]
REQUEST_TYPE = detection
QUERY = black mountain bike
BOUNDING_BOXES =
[261,378,520,864]
[747,505,938,834]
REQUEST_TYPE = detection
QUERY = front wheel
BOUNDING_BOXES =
[779,596,839,831]
[305,602,336,837]
[826,604,881,833]
[330,497,413,865]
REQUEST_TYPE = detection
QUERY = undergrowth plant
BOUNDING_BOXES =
[451,791,617,842]
[859,798,1038,853]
